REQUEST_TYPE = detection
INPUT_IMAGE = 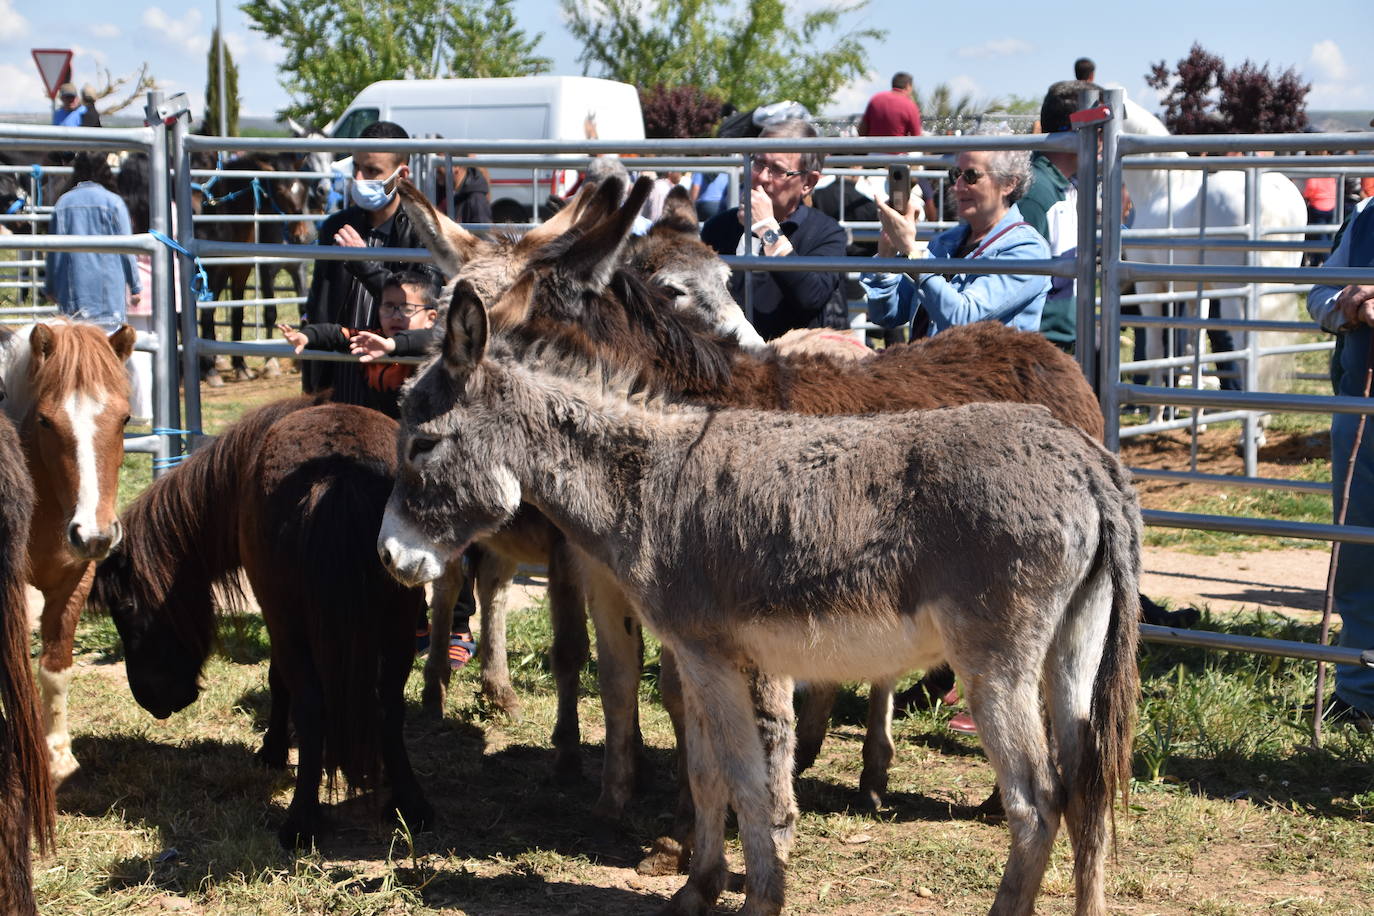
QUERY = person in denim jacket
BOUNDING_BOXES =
[861,148,1048,338]
[44,152,140,327]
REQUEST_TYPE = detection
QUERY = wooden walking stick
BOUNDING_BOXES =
[1314,330,1374,746]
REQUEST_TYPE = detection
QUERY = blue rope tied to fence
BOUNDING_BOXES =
[149,229,215,303]
[30,163,42,209]
[151,427,202,471]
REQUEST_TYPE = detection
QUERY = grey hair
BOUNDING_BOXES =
[984,149,1033,204]
[758,118,823,175]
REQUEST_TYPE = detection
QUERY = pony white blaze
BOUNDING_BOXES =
[64,390,111,545]
[378,497,450,587]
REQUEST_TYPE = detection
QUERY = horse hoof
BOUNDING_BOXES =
[204,369,225,389]
[48,753,81,789]
[278,819,319,850]
[851,787,884,813]
[260,358,282,379]
[233,367,258,383]
[213,355,231,371]
[255,742,289,771]
[636,837,690,876]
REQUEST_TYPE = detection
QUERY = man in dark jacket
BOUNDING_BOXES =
[302,120,442,394]
[700,118,848,340]
[440,158,493,224]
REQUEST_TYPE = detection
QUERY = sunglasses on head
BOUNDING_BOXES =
[947,167,988,185]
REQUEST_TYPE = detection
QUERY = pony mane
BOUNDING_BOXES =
[30,321,129,408]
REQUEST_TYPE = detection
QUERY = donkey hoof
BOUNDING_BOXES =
[549,748,583,785]
[480,683,521,718]
[278,818,320,851]
[391,795,435,833]
[851,787,885,813]
[657,881,713,916]
[591,792,628,822]
[636,836,690,876]
[255,742,289,771]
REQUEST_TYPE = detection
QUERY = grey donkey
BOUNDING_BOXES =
[378,283,1142,915]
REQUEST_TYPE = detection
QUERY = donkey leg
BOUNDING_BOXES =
[473,545,520,715]
[586,575,644,819]
[421,562,460,717]
[792,681,835,775]
[669,644,786,916]
[750,670,798,862]
[856,679,896,812]
[548,537,589,782]
[967,673,1060,916]
[256,661,292,770]
[638,646,694,876]
[379,614,433,833]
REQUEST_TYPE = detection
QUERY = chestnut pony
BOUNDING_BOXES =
[0,320,134,786]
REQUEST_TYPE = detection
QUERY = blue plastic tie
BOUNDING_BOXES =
[5,198,21,214]
[152,427,202,470]
[149,229,215,302]
[30,163,42,208]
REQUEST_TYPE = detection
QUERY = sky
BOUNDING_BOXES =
[0,0,1370,125]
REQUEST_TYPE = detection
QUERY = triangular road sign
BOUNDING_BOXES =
[31,49,73,100]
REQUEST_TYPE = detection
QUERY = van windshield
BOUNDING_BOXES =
[333,108,380,139]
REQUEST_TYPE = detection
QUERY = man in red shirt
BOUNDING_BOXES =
[858,72,923,137]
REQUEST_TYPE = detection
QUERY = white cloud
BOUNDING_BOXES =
[1308,40,1351,83]
[1308,81,1369,109]
[956,39,1033,60]
[946,74,985,101]
[225,29,285,67]
[89,23,122,40]
[0,64,46,109]
[141,6,209,57]
[0,0,30,43]
[823,75,884,117]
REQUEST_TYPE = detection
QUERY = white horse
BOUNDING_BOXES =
[1119,95,1306,408]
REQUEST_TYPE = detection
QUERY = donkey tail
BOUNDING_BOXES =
[1071,455,1142,873]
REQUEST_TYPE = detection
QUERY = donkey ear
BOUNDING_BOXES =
[108,324,136,363]
[395,178,484,277]
[28,323,55,370]
[654,185,698,236]
[557,175,653,290]
[443,280,489,378]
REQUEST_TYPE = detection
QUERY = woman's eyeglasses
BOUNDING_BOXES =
[379,302,430,318]
[751,160,805,181]
[947,167,988,185]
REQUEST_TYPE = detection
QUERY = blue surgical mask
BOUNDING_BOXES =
[350,166,402,211]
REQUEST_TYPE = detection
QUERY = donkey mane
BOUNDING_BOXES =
[90,397,320,657]
[29,321,130,408]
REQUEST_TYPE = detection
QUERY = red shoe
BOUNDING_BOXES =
[947,711,978,735]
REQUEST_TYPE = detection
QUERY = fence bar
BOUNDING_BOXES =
[1074,87,1101,381]
[1144,509,1374,545]
[1140,624,1374,669]
[145,91,176,474]
[1131,466,1328,494]
[1099,89,1126,444]
[170,102,204,451]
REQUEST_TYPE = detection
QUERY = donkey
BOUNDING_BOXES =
[0,412,54,916]
[0,320,134,785]
[379,279,1141,916]
[90,398,432,848]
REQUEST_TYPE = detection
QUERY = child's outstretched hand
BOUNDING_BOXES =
[276,323,308,353]
[349,330,395,362]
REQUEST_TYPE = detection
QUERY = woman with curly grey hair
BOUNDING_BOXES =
[861,147,1048,337]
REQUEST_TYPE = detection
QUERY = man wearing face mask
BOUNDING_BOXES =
[301,120,442,395]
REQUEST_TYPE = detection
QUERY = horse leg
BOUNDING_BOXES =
[548,536,589,782]
[421,560,461,717]
[199,302,224,386]
[662,642,785,916]
[260,273,281,378]
[964,668,1060,916]
[230,269,252,380]
[473,545,520,715]
[256,660,291,770]
[637,645,694,876]
[378,608,434,833]
[36,564,94,786]
[585,570,644,819]
[792,681,836,774]
[279,652,326,849]
[857,679,896,812]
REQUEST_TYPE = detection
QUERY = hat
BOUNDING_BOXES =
[58,82,77,98]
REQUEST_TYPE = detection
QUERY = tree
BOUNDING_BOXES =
[562,0,879,114]
[203,28,240,136]
[85,63,159,116]
[241,0,551,128]
[639,84,723,139]
[1146,43,1309,134]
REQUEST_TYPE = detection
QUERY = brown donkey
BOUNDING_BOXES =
[0,320,134,786]
[0,412,54,915]
[379,281,1141,916]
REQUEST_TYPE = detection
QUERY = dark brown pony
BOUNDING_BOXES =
[89,398,432,847]
[198,154,316,383]
[0,412,53,916]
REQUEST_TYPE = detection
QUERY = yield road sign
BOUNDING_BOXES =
[31,49,74,100]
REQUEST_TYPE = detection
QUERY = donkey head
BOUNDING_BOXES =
[378,279,511,587]
[26,322,134,562]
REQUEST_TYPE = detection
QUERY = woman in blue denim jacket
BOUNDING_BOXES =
[44,152,140,327]
[861,148,1049,337]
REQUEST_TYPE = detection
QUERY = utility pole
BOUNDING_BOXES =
[216,0,228,136]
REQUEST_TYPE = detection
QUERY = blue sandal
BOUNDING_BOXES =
[448,632,477,672]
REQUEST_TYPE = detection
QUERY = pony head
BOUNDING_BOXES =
[25,322,134,562]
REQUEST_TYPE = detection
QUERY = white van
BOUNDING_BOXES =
[331,76,646,221]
